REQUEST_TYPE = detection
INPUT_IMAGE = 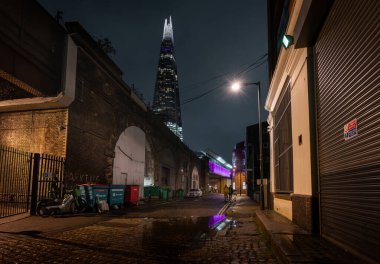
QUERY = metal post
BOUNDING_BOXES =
[257,82,264,210]
[240,172,242,196]
[30,153,40,215]
[238,81,264,209]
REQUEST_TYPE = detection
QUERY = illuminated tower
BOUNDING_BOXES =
[152,16,183,141]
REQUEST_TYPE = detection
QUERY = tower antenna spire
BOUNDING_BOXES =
[153,16,183,141]
[162,16,174,42]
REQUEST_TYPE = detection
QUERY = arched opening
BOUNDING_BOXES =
[113,126,145,197]
[159,148,175,189]
[191,166,199,189]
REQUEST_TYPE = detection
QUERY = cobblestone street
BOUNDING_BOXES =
[0,196,278,263]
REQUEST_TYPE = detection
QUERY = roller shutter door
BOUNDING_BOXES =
[315,0,380,262]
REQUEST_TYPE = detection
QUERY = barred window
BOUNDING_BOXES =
[274,85,293,192]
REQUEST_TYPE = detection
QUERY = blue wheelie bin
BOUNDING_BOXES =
[82,184,109,208]
[108,185,125,207]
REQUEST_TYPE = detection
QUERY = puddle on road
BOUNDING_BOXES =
[140,214,232,258]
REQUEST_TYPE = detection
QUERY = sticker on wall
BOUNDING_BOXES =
[344,119,358,141]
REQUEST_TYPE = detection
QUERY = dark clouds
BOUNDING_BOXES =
[39,0,268,162]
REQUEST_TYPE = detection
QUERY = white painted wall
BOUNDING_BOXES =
[264,0,313,221]
[291,60,312,196]
[113,126,145,198]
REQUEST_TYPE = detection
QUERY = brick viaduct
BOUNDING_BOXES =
[0,1,205,197]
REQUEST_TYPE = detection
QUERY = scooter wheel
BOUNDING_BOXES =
[37,205,47,216]
[70,201,77,213]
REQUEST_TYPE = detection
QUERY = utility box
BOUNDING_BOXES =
[125,185,139,205]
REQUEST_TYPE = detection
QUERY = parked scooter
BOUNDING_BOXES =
[37,187,87,216]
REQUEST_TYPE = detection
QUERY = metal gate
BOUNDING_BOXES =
[315,0,380,262]
[31,153,65,214]
[0,145,65,218]
[0,145,32,218]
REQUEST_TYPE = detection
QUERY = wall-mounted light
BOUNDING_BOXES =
[282,35,294,49]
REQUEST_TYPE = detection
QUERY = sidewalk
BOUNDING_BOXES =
[0,195,190,233]
[224,196,364,264]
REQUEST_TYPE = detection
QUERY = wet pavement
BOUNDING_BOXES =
[256,210,364,264]
[0,194,279,263]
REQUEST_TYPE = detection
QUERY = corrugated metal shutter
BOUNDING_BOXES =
[315,0,380,262]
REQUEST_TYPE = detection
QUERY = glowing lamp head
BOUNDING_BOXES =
[282,35,294,49]
[231,82,241,92]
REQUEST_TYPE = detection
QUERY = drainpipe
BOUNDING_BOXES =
[307,47,320,234]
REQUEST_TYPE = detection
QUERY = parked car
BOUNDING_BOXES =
[186,188,203,198]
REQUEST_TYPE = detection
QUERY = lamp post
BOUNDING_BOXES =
[231,81,264,210]
[240,171,242,196]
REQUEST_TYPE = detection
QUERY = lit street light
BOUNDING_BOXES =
[231,80,264,210]
[231,82,241,92]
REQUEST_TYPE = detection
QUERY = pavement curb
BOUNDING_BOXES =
[256,210,289,264]
[0,213,30,225]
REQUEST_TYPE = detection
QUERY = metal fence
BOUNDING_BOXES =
[0,145,32,218]
[35,154,65,202]
[0,145,65,218]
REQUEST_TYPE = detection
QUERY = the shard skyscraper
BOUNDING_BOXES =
[152,17,183,141]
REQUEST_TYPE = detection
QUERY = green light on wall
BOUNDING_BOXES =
[282,35,294,49]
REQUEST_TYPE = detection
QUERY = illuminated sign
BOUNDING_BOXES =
[209,161,231,177]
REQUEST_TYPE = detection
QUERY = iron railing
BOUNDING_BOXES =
[0,145,32,218]
[0,145,65,218]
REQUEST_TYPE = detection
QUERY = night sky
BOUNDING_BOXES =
[38,0,268,163]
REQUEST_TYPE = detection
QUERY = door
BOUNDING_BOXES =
[315,0,380,261]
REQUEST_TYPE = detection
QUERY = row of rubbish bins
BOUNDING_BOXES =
[78,184,139,209]
[143,186,185,200]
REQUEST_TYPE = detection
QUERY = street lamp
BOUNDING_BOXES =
[231,81,264,210]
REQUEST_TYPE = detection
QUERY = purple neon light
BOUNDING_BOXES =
[209,161,231,177]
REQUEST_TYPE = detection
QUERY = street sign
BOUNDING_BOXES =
[344,119,358,141]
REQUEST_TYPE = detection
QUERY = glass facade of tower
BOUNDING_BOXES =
[152,17,183,141]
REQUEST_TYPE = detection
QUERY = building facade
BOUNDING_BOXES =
[266,0,380,263]
[232,141,246,195]
[152,17,183,141]
[197,150,232,193]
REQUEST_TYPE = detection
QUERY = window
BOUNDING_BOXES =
[274,85,293,192]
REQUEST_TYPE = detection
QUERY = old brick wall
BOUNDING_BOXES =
[292,194,313,233]
[0,0,66,98]
[0,109,68,157]
[65,47,202,188]
[65,48,120,184]
[0,6,203,192]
